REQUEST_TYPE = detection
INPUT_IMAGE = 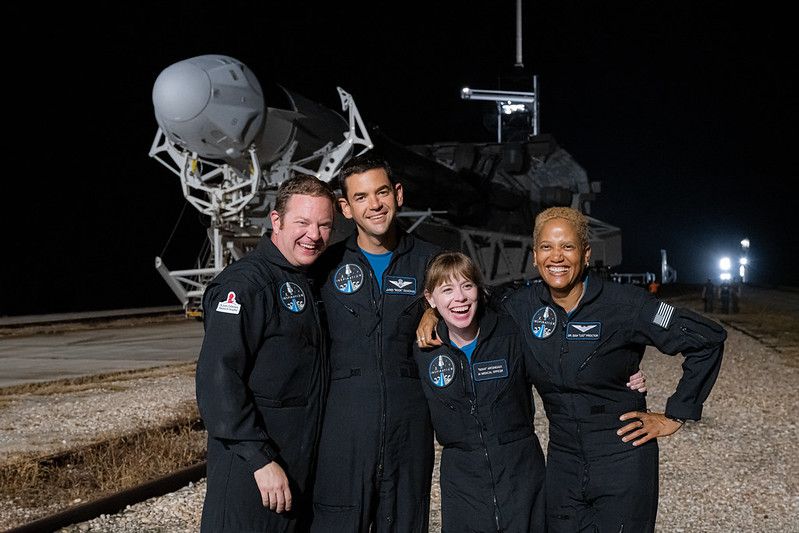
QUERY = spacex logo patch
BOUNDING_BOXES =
[384,275,417,295]
[566,322,601,340]
[531,306,557,339]
[279,282,306,313]
[429,354,456,387]
[333,264,364,294]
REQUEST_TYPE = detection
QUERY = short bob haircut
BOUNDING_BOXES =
[533,207,590,251]
[423,251,488,305]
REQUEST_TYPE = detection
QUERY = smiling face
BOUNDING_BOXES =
[533,217,591,298]
[339,168,403,252]
[425,275,480,342]
[270,194,334,267]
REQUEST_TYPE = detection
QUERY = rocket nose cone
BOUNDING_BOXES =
[153,60,212,122]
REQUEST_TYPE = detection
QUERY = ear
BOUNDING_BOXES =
[584,244,592,266]
[338,197,353,219]
[532,249,539,269]
[424,289,436,308]
[394,182,404,208]
[270,210,281,232]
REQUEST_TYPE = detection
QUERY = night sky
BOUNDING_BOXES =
[5,1,795,316]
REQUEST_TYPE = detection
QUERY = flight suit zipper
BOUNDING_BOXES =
[681,325,707,344]
[577,331,620,372]
[371,248,405,487]
[366,260,388,484]
[307,276,327,471]
[460,352,503,532]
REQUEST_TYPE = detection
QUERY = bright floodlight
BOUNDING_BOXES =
[501,103,528,114]
[739,265,746,278]
[720,272,732,281]
[741,238,750,249]
[739,257,748,265]
[719,257,732,271]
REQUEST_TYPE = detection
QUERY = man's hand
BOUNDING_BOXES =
[416,307,442,348]
[617,411,683,446]
[626,369,647,393]
[254,462,292,513]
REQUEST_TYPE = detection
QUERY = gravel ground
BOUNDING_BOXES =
[2,291,797,532]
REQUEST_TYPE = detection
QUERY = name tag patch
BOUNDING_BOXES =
[566,322,602,340]
[384,275,417,295]
[473,359,509,381]
[279,282,306,313]
[216,291,242,314]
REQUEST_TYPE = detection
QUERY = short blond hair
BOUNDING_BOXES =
[533,207,589,250]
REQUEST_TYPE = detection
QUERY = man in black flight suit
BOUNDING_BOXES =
[311,153,439,532]
[195,175,335,533]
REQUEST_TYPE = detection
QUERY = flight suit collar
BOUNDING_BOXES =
[533,271,604,313]
[526,272,604,383]
[343,227,415,257]
[434,306,498,353]
[254,235,306,273]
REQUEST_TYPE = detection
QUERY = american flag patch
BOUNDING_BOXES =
[652,302,675,329]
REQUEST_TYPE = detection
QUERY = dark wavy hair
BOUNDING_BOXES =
[338,152,395,199]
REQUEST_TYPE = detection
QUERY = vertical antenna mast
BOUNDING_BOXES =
[515,0,524,67]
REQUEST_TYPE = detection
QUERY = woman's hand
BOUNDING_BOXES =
[617,411,683,446]
[416,307,442,348]
[626,369,647,393]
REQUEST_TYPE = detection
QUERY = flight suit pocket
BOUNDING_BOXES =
[395,297,428,341]
[491,372,533,444]
[425,391,469,447]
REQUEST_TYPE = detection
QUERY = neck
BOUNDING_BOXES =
[357,226,399,254]
[550,280,586,313]
[449,324,479,348]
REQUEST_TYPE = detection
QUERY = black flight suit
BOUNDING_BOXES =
[413,307,546,533]
[311,232,439,532]
[502,272,725,532]
[196,237,326,533]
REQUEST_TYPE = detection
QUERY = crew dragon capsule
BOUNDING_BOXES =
[149,54,619,316]
[152,54,349,167]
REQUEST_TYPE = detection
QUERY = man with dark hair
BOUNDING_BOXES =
[196,175,335,532]
[310,152,439,532]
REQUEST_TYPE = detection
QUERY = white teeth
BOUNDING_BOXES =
[451,305,470,313]
[547,266,568,273]
[299,243,316,250]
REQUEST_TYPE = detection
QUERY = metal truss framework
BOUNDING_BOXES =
[150,88,372,312]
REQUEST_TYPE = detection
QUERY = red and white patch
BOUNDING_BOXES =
[216,291,242,314]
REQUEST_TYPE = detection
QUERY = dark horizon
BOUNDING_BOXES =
[4,1,794,317]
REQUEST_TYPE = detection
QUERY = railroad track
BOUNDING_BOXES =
[4,461,205,533]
